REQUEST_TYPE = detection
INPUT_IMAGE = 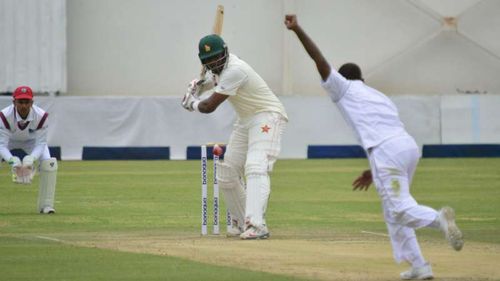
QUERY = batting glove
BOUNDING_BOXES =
[181,79,201,111]
[181,92,198,112]
[187,79,200,96]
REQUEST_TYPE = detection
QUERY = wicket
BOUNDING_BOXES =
[201,145,231,235]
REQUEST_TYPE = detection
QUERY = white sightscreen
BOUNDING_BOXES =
[1,95,498,160]
[0,0,66,94]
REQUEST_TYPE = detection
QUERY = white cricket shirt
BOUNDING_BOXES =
[0,104,49,161]
[321,68,408,150]
[214,54,287,120]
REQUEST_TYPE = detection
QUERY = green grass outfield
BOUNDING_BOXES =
[1,158,499,280]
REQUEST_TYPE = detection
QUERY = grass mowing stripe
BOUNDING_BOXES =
[0,236,305,281]
[0,159,499,280]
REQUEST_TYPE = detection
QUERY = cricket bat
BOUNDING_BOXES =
[212,5,224,36]
[198,5,224,85]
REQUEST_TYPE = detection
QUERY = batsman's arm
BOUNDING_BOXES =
[198,74,216,95]
[195,92,229,113]
[285,15,331,81]
[193,65,244,113]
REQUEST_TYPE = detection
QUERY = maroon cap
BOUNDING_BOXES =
[13,86,33,100]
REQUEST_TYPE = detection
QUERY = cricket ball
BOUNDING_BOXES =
[212,144,224,156]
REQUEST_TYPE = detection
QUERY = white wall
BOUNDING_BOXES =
[0,0,66,94]
[1,95,498,160]
[66,0,284,96]
[65,0,500,96]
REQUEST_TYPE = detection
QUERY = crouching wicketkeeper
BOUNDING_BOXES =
[0,86,58,214]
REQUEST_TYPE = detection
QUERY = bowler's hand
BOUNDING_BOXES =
[284,15,299,31]
[352,169,372,191]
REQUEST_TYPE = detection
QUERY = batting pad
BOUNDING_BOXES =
[245,173,270,228]
[216,162,246,225]
[37,158,58,213]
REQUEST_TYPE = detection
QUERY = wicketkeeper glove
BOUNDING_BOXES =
[8,156,21,167]
[7,156,24,184]
[13,155,36,184]
[22,155,35,168]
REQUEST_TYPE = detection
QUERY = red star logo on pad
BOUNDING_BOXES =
[261,125,271,133]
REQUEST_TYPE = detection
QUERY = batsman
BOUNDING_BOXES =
[0,86,58,214]
[182,34,288,239]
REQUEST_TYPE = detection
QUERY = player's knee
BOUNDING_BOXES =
[386,209,404,223]
[245,160,268,177]
[385,204,418,227]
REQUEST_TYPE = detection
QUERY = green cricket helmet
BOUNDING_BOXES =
[198,34,228,74]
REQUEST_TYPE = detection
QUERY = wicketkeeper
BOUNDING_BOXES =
[182,34,288,239]
[0,86,58,214]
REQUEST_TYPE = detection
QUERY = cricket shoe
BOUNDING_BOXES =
[240,225,270,240]
[400,263,433,280]
[226,225,243,237]
[226,220,244,237]
[40,207,56,214]
[439,206,464,251]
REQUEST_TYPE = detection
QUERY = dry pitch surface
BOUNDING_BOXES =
[43,230,500,281]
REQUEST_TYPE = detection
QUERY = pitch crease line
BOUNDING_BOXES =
[35,235,64,242]
[361,231,389,237]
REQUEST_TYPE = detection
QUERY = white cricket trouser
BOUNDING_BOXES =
[368,135,439,266]
[223,111,287,228]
